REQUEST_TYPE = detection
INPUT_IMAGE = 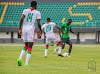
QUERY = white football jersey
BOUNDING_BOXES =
[22,8,41,29]
[42,22,56,34]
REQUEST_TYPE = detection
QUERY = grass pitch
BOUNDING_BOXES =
[0,44,100,74]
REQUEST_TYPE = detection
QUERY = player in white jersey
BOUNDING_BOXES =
[42,18,64,58]
[17,1,41,66]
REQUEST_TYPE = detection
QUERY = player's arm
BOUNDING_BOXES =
[41,25,44,31]
[70,28,78,35]
[55,25,62,39]
[37,11,42,32]
[37,19,42,31]
[41,25,46,39]
[18,14,25,35]
[37,19,42,35]
[61,24,65,29]
[55,25,64,34]
[58,29,62,39]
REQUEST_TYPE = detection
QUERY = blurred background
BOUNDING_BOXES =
[0,0,100,44]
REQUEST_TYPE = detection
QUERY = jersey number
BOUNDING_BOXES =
[27,13,33,22]
[46,25,51,32]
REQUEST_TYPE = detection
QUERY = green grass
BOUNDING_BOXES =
[0,44,100,74]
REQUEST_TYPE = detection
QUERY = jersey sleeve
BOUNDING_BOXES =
[61,24,65,29]
[51,22,56,27]
[37,11,41,19]
[22,9,26,15]
[41,24,45,30]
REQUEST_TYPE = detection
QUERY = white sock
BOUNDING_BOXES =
[58,46,62,54]
[19,49,26,60]
[45,49,48,57]
[25,52,31,65]
[56,48,59,51]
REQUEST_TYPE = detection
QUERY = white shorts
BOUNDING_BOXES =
[22,26,35,42]
[45,33,60,45]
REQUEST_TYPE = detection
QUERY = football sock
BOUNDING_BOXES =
[25,52,31,65]
[45,45,49,57]
[45,48,48,57]
[56,48,59,51]
[58,46,62,54]
[19,47,27,60]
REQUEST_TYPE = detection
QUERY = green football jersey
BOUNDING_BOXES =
[61,23,71,39]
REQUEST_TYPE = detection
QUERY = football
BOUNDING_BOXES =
[63,52,69,57]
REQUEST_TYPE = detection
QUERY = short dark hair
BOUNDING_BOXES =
[68,19,72,22]
[31,1,37,7]
[47,18,51,21]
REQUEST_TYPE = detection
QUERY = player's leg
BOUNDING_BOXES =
[54,38,66,54]
[66,39,72,56]
[17,42,28,66]
[44,44,49,58]
[18,42,28,60]
[44,38,49,58]
[68,42,72,56]
[17,30,28,66]
[19,29,28,60]
[25,28,34,65]
[25,42,34,65]
[62,38,66,49]
[57,41,63,57]
[62,43,65,49]
[53,47,59,54]
[54,37,63,57]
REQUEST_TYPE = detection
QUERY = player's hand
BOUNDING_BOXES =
[18,30,22,35]
[40,30,42,35]
[37,30,42,36]
[76,33,78,35]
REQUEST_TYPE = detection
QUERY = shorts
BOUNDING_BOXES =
[46,33,60,45]
[22,27,35,42]
[62,38,71,44]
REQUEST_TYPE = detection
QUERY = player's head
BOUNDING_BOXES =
[47,18,51,22]
[31,1,37,9]
[67,19,72,25]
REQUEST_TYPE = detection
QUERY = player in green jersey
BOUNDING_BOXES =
[54,19,77,57]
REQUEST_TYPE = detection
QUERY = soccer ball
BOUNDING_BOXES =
[63,52,69,57]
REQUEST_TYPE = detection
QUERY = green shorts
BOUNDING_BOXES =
[62,38,71,44]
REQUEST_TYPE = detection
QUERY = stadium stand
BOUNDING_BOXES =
[0,2,100,43]
[0,2,100,27]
